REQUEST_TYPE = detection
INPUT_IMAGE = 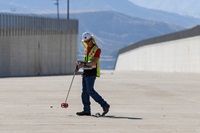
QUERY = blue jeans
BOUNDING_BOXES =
[82,76,108,113]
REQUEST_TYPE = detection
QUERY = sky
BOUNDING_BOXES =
[129,0,200,18]
[0,0,67,13]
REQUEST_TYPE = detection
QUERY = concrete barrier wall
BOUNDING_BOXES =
[115,36,200,73]
[0,13,78,77]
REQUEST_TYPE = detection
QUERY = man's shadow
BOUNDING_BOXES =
[103,115,142,120]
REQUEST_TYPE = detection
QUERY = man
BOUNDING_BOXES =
[75,32,110,116]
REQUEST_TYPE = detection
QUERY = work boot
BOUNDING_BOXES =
[102,104,110,116]
[76,111,91,116]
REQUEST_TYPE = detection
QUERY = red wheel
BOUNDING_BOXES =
[61,103,69,108]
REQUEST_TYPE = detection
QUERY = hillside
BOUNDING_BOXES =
[69,0,200,28]
[63,11,184,69]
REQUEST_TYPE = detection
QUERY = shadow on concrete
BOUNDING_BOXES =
[104,115,143,120]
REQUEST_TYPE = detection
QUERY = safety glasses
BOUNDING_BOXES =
[84,39,91,43]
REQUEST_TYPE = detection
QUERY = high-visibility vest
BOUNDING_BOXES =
[83,44,100,77]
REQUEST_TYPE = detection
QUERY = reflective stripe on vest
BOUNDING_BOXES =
[84,45,100,77]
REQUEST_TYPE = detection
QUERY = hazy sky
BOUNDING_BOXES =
[129,0,200,18]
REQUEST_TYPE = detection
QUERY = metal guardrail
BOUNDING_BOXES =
[0,13,76,36]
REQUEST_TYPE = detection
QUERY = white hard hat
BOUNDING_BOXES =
[82,32,93,41]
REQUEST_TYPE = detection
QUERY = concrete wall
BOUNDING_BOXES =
[0,13,78,77]
[115,36,200,73]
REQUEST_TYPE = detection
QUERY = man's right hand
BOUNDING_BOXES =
[74,65,79,73]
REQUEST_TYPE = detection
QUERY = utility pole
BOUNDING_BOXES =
[67,0,69,20]
[53,0,60,19]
